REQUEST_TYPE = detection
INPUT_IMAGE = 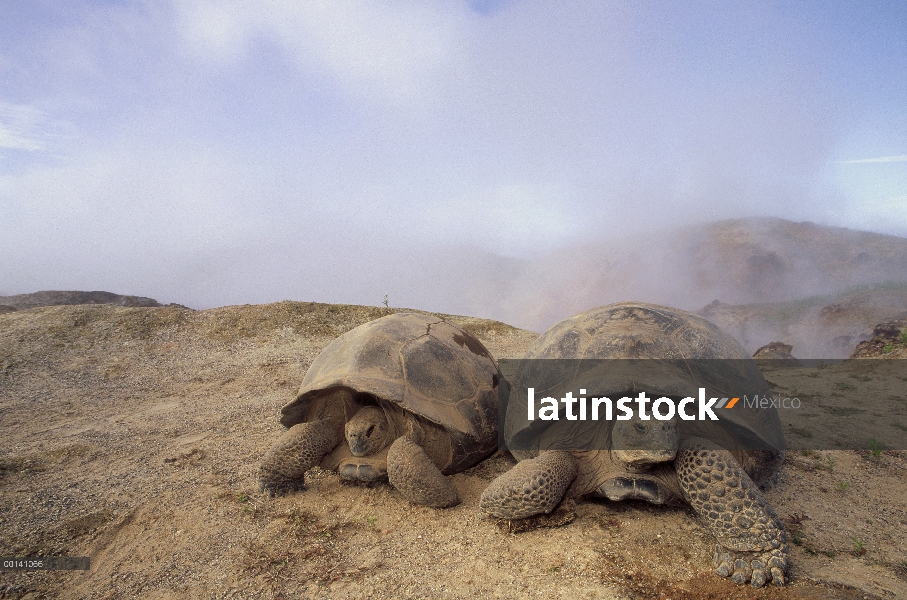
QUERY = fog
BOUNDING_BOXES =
[2,2,905,332]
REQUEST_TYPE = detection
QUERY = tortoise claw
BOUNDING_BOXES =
[259,478,306,497]
[713,545,788,587]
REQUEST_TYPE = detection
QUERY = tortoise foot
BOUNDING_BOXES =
[714,545,788,587]
[259,478,306,498]
[492,499,577,533]
[339,458,388,483]
[387,435,459,508]
[598,476,672,504]
[259,420,342,498]
[480,451,577,519]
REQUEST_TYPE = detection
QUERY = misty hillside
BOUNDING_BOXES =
[698,282,907,358]
[503,217,907,333]
[3,218,905,360]
[690,218,907,302]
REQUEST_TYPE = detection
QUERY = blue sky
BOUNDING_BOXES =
[1,1,905,314]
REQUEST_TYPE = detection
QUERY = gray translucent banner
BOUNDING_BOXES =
[498,359,906,453]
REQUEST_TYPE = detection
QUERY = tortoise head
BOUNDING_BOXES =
[611,417,678,468]
[345,406,390,457]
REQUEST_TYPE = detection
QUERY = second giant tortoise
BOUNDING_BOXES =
[480,302,789,587]
[260,312,501,508]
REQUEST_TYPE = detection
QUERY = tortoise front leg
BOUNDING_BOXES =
[386,434,460,508]
[259,420,343,497]
[479,451,578,520]
[676,437,789,587]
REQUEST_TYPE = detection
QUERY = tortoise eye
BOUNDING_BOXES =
[366,425,375,436]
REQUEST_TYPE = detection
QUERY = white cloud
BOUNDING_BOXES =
[836,155,907,164]
[173,0,464,107]
[0,125,43,151]
[0,140,260,258]
[0,103,47,151]
[172,0,252,64]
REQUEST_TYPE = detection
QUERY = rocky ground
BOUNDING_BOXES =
[849,320,907,360]
[1,302,906,599]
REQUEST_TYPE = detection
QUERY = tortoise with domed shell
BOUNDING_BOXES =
[260,312,501,508]
[480,302,789,587]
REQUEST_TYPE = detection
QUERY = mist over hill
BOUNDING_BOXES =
[4,218,906,358]
[497,217,907,333]
[698,283,907,358]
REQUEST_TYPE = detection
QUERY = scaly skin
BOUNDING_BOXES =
[479,451,578,519]
[387,434,460,508]
[258,419,343,496]
[675,438,789,587]
[345,406,389,457]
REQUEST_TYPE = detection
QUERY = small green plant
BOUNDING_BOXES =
[825,455,836,472]
[836,480,850,492]
[868,438,885,460]
[851,537,866,556]
[383,294,389,308]
[901,330,907,345]
[824,549,837,558]
[367,515,377,529]
[234,491,255,513]
[884,343,895,354]
[790,531,818,556]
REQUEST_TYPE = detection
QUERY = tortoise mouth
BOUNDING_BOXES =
[348,440,370,456]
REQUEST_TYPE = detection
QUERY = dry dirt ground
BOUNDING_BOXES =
[1,302,906,599]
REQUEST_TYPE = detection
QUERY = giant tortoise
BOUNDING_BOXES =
[480,301,789,587]
[259,312,501,508]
